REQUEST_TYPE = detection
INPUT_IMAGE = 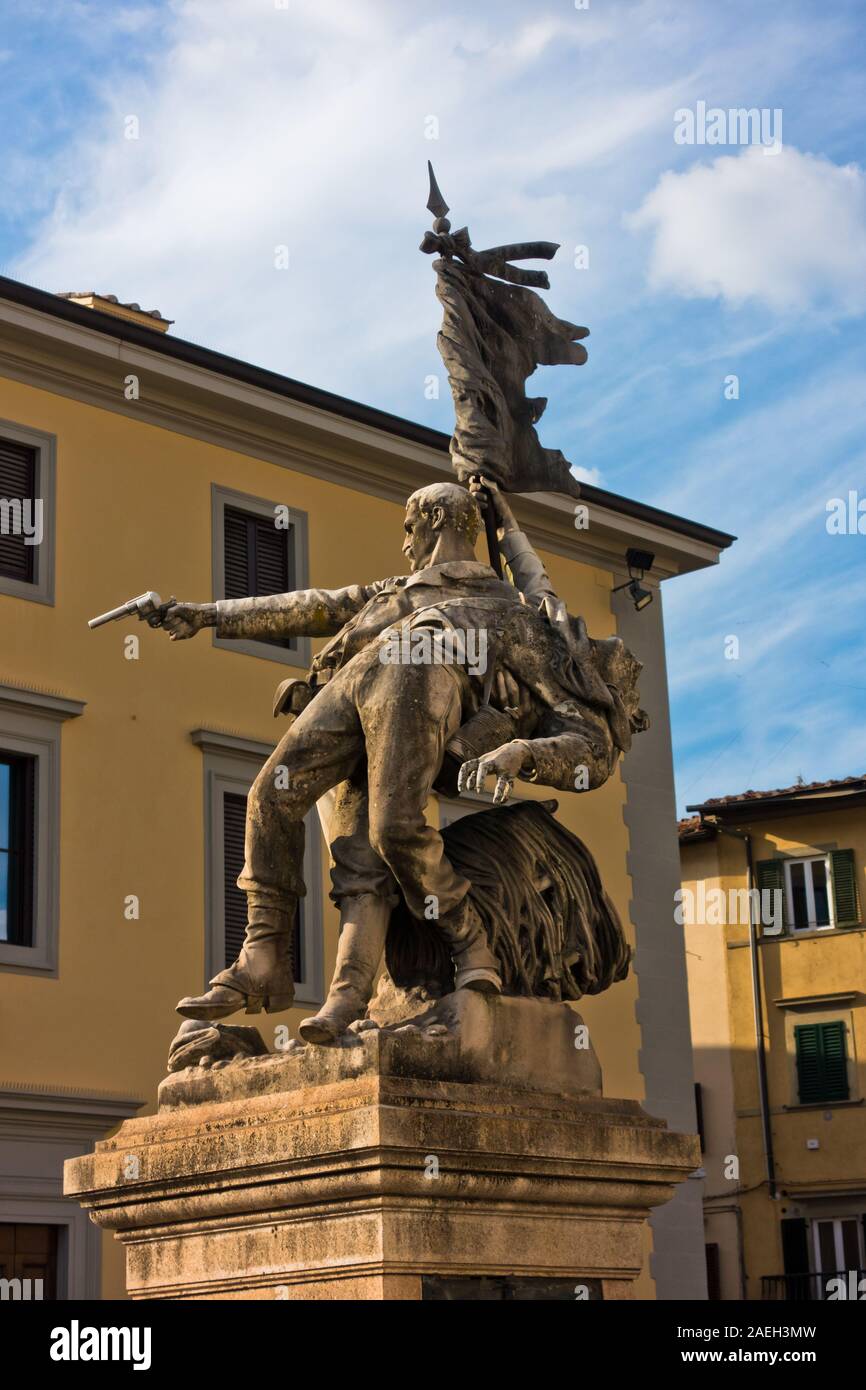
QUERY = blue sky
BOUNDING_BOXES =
[1,0,864,813]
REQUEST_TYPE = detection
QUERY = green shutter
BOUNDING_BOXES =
[830,849,860,927]
[755,859,786,930]
[795,1021,849,1104]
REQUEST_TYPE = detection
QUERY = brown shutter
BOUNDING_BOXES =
[0,437,37,584]
[223,792,248,967]
[223,508,251,600]
[251,516,291,595]
[222,789,302,981]
[222,505,293,649]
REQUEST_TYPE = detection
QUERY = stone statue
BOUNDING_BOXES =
[150,473,645,1045]
[71,175,697,1308]
[104,169,648,1052]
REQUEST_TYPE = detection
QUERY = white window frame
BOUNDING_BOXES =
[784,855,835,933]
[810,1216,864,1276]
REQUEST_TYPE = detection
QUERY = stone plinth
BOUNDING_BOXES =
[64,995,699,1300]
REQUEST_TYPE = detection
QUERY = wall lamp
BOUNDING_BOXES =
[612,548,655,611]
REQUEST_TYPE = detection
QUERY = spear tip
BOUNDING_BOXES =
[426,161,450,223]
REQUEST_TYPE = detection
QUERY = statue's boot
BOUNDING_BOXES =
[439,897,502,994]
[298,894,389,1044]
[176,894,296,1020]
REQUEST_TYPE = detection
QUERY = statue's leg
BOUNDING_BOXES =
[359,654,502,994]
[177,680,365,1021]
[300,778,398,1044]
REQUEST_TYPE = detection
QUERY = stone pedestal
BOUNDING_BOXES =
[64,995,699,1300]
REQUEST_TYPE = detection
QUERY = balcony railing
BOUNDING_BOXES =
[762,1270,866,1301]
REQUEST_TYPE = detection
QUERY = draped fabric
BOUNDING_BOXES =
[385,800,631,1000]
[433,257,589,497]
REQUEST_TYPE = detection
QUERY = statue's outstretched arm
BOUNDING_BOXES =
[157,584,377,642]
[215,584,375,641]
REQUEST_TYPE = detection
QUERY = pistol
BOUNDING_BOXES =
[88,591,177,630]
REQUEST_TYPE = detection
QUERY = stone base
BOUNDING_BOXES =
[64,995,698,1300]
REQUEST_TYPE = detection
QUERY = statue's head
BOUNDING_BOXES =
[402,482,481,571]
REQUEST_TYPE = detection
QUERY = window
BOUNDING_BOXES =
[756,851,860,933]
[0,753,36,946]
[211,485,309,667]
[785,856,832,930]
[0,1223,58,1299]
[0,437,36,584]
[0,1088,140,1299]
[194,729,323,1005]
[0,686,82,974]
[812,1218,863,1279]
[0,421,56,605]
[223,789,303,982]
[794,1020,849,1104]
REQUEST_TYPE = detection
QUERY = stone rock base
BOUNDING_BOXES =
[64,995,698,1300]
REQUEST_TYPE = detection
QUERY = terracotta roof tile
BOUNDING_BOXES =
[680,775,866,840]
[697,775,865,807]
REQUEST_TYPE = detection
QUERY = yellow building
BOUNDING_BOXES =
[680,777,866,1300]
[0,276,732,1299]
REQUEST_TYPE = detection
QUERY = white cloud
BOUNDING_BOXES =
[628,145,866,314]
[572,464,602,486]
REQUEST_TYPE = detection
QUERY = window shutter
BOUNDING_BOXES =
[223,792,248,968]
[222,789,303,982]
[222,505,293,649]
[251,517,291,596]
[223,509,250,601]
[755,858,786,929]
[0,437,37,584]
[819,1021,849,1100]
[781,1217,809,1276]
[830,849,859,927]
[795,1021,849,1104]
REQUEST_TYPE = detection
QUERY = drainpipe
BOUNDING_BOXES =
[703,817,777,1200]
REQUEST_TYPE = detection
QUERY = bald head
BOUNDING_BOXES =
[402,483,482,572]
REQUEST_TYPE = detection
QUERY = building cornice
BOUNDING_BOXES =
[0,1083,144,1142]
[0,681,85,720]
[190,727,276,761]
